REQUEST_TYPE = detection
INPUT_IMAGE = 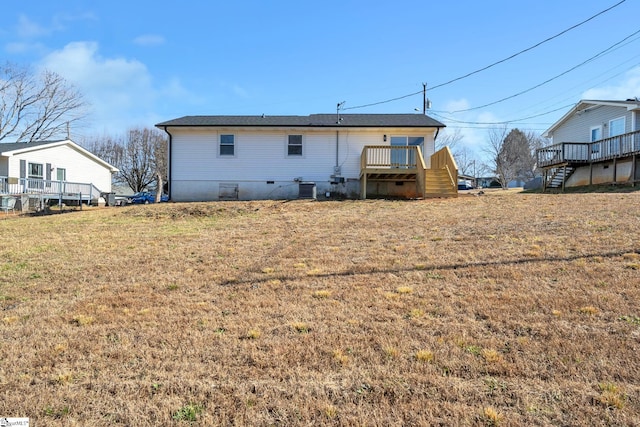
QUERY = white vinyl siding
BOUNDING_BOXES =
[6,144,114,193]
[168,127,437,201]
[551,105,632,143]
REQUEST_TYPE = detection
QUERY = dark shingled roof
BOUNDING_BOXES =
[0,140,67,153]
[156,114,445,128]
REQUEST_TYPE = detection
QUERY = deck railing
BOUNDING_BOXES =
[430,146,458,189]
[360,145,422,170]
[537,129,640,168]
[0,176,97,201]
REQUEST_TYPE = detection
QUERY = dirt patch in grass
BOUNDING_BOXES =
[1,192,639,425]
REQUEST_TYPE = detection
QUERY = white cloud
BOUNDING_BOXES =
[232,84,249,98]
[40,42,156,131]
[133,34,165,47]
[16,14,50,38]
[442,98,470,113]
[16,12,96,39]
[39,41,197,134]
[582,67,640,100]
[5,41,45,54]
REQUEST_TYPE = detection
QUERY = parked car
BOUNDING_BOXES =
[127,192,169,204]
[457,181,474,190]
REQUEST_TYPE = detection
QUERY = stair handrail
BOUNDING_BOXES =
[431,146,458,189]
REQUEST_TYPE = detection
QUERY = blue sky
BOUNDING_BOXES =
[1,0,639,154]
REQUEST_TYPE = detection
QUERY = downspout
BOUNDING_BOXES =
[434,127,441,145]
[163,126,173,200]
[335,130,339,171]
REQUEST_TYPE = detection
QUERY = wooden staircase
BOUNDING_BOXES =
[545,166,575,189]
[425,168,457,198]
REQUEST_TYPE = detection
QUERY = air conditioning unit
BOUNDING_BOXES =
[298,182,316,199]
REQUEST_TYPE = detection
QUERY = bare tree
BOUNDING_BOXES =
[524,130,548,178]
[436,128,480,178]
[0,62,88,142]
[83,127,167,195]
[453,146,476,177]
[483,126,511,189]
[484,127,540,189]
[435,128,463,152]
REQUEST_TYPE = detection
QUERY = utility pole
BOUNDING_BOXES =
[422,83,427,115]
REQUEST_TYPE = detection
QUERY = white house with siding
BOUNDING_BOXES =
[537,100,640,189]
[156,114,457,201]
[0,139,118,201]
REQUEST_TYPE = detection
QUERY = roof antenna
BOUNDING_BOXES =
[336,101,346,124]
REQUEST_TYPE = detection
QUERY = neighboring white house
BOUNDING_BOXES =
[538,99,640,189]
[0,139,118,196]
[156,114,454,201]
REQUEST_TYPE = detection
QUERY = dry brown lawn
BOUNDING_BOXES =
[1,191,639,426]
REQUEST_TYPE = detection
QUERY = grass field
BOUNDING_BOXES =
[1,191,639,426]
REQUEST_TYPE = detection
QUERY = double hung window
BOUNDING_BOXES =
[219,134,235,156]
[287,135,303,156]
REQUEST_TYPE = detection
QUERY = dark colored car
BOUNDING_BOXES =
[127,192,169,204]
[457,182,474,190]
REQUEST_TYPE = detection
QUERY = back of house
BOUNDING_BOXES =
[156,114,448,201]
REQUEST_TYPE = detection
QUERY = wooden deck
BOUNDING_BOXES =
[0,177,101,212]
[536,130,640,190]
[537,129,640,168]
[359,146,457,199]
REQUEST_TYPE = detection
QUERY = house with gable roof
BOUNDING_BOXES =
[156,113,458,201]
[537,99,640,190]
[0,139,118,210]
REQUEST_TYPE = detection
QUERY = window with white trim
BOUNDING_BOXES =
[57,168,66,181]
[219,134,235,156]
[28,162,43,180]
[287,135,303,156]
[590,126,602,142]
[609,117,625,138]
[28,162,43,189]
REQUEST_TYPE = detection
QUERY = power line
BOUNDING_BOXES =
[508,56,640,116]
[342,1,626,111]
[448,28,640,113]
[431,103,574,126]
[342,90,422,111]
[428,0,627,92]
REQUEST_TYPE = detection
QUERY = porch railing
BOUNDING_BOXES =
[537,129,640,168]
[0,176,97,201]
